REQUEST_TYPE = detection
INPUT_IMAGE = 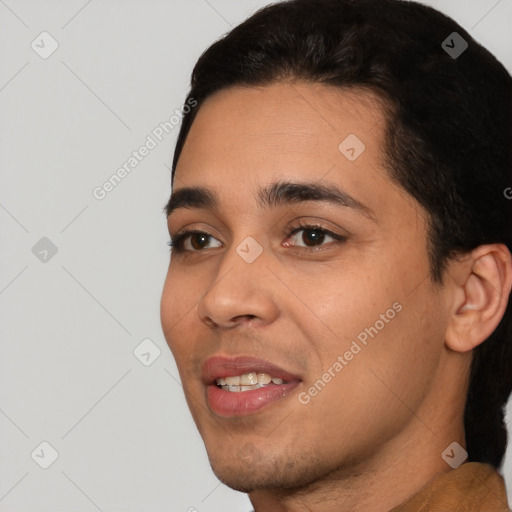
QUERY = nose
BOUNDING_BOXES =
[196,245,279,330]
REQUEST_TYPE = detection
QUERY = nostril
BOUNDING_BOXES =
[233,314,257,324]
[203,316,219,329]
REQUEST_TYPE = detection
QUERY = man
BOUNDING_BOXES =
[160,0,512,509]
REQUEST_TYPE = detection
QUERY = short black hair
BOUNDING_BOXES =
[170,0,512,468]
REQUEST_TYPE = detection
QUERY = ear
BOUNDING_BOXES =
[445,244,512,353]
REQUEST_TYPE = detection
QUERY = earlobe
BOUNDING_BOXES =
[445,245,512,354]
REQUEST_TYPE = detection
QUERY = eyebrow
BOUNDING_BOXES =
[164,180,375,221]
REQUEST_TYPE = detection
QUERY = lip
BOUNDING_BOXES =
[202,355,302,417]
[201,355,302,384]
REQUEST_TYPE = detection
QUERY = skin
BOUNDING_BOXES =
[160,82,512,511]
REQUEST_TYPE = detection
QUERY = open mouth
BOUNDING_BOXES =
[216,372,286,392]
[202,356,302,416]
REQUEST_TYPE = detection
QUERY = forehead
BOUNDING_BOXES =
[171,82,414,224]
[178,82,381,186]
[175,82,387,179]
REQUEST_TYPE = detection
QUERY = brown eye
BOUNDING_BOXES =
[190,233,211,250]
[300,228,326,246]
[287,226,339,248]
[169,231,223,253]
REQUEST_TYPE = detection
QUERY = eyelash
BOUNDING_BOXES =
[167,221,346,254]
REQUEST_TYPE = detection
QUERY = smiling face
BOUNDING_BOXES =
[160,82,457,496]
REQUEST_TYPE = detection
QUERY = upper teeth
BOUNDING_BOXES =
[216,372,284,386]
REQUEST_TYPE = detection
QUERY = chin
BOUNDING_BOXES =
[207,444,331,493]
[212,468,265,494]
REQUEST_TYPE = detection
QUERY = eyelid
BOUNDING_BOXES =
[168,229,223,253]
[168,220,347,254]
[283,221,346,250]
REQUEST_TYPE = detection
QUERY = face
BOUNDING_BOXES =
[160,82,449,492]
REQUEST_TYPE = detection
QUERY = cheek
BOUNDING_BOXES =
[304,289,444,442]
[160,273,176,341]
[160,266,198,355]
[291,257,444,443]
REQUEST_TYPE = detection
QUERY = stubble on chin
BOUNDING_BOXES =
[208,442,335,494]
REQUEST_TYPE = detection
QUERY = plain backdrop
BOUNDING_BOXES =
[1,1,511,510]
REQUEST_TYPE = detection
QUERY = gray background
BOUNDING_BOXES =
[0,1,511,510]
